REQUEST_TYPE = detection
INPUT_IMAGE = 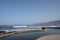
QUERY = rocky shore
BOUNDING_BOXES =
[0,29,43,39]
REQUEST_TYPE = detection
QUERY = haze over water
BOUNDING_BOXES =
[0,0,60,25]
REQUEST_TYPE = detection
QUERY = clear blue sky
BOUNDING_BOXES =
[0,0,60,25]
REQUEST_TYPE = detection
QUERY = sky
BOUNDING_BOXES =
[0,0,60,25]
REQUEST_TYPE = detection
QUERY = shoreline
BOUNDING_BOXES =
[0,29,44,39]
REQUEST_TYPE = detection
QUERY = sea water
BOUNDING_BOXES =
[0,29,60,40]
[0,25,42,32]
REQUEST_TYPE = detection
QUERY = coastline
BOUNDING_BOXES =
[0,29,60,40]
[0,29,44,39]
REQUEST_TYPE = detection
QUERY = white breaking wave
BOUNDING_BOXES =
[13,26,27,28]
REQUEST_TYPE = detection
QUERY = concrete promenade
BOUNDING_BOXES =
[36,34,60,40]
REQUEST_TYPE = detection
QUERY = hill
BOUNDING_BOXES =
[29,20,60,26]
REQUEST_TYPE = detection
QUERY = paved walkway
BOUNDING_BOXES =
[36,34,60,40]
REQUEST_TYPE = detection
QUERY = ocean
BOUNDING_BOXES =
[0,29,60,40]
[0,25,42,32]
[0,26,60,40]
